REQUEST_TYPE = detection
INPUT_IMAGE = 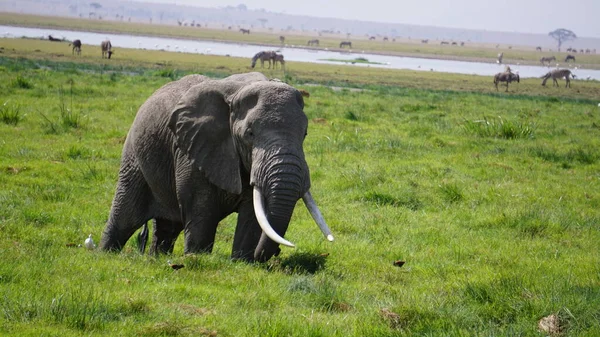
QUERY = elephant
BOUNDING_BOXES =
[99,72,333,262]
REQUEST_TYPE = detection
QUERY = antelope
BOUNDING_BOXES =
[69,39,82,55]
[339,41,352,48]
[307,39,319,46]
[540,56,556,65]
[101,40,113,59]
[541,69,575,87]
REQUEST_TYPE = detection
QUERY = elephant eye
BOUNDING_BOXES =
[246,127,254,138]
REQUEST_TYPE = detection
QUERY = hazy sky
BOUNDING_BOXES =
[133,0,599,38]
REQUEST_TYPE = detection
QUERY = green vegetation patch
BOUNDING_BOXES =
[0,40,599,337]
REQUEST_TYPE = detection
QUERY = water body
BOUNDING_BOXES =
[2,25,599,80]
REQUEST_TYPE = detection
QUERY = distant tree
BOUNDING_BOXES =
[549,28,577,52]
[257,18,267,28]
[90,2,102,10]
[237,4,247,11]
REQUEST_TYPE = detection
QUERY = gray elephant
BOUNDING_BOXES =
[99,72,333,262]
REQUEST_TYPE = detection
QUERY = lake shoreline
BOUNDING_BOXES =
[7,22,599,70]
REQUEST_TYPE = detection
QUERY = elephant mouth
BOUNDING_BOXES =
[252,187,334,249]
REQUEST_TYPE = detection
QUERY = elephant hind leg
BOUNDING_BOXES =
[99,166,154,251]
[150,218,183,255]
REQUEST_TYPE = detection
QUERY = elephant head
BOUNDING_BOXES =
[168,76,333,262]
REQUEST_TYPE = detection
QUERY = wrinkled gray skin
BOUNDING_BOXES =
[99,72,311,262]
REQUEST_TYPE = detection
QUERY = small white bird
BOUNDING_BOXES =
[84,234,96,250]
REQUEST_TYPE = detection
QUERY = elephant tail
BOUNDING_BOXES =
[138,222,149,254]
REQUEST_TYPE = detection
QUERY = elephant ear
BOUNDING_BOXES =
[168,82,242,194]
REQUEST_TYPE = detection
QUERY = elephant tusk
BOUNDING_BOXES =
[253,187,295,248]
[302,191,334,242]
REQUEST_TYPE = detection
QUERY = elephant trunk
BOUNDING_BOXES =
[252,153,308,261]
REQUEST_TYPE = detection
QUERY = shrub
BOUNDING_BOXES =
[11,75,32,89]
[463,116,534,139]
[0,101,23,125]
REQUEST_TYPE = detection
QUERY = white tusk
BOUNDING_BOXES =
[253,187,295,247]
[302,191,334,241]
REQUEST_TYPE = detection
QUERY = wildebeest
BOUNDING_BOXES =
[48,35,61,42]
[273,53,285,69]
[240,28,250,34]
[279,36,285,44]
[339,41,352,48]
[493,71,520,92]
[540,56,556,65]
[69,39,82,55]
[421,39,429,44]
[536,46,542,51]
[307,39,319,46]
[369,36,375,40]
[101,40,113,59]
[565,54,576,62]
[541,69,575,87]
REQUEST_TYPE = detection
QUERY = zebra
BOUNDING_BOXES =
[101,40,113,59]
[250,51,276,68]
[541,69,575,88]
[69,39,82,55]
[540,56,556,65]
[493,71,520,92]
[565,54,576,62]
[307,39,319,46]
[339,41,352,48]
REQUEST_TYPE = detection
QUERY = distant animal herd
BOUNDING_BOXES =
[50,29,593,92]
[49,35,114,59]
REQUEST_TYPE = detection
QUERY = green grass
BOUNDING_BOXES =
[0,38,599,336]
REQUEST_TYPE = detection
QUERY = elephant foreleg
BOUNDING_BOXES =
[231,196,262,261]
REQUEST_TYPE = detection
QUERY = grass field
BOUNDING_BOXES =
[2,12,600,69]
[0,37,599,336]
